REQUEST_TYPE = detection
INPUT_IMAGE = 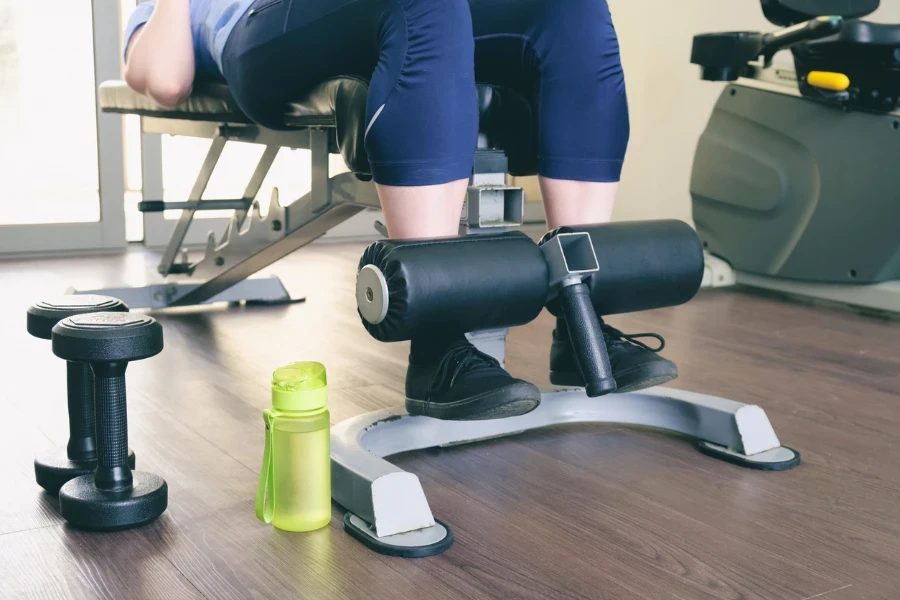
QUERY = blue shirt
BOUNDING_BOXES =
[124,0,255,80]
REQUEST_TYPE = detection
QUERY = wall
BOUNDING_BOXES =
[529,1,900,225]
[611,1,771,225]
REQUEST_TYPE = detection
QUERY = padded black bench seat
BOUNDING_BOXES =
[99,77,369,127]
[100,77,371,173]
[100,80,252,123]
[99,78,539,177]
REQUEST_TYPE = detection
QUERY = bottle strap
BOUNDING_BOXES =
[255,411,275,523]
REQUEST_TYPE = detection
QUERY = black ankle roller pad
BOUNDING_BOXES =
[357,231,549,342]
[357,222,704,342]
[543,220,705,317]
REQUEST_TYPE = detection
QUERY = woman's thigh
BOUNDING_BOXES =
[222,0,383,129]
[468,0,629,182]
[223,0,479,185]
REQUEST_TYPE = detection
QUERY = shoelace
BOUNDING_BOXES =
[426,341,501,404]
[600,323,666,353]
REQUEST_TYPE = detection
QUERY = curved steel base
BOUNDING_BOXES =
[331,387,799,554]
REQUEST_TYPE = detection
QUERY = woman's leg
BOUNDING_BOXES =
[469,0,629,229]
[378,181,469,239]
[223,0,539,420]
[540,179,618,230]
[365,0,476,238]
[222,0,477,240]
[469,0,676,393]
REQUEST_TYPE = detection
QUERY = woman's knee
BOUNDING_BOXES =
[365,0,477,186]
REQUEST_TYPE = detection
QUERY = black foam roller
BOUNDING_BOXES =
[358,232,549,342]
[550,220,704,316]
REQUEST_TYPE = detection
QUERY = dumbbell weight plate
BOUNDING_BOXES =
[34,449,135,497]
[59,472,168,531]
[27,296,126,340]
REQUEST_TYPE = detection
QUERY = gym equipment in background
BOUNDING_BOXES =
[51,313,167,530]
[690,0,900,316]
[26,296,135,495]
[79,83,529,310]
[333,222,801,558]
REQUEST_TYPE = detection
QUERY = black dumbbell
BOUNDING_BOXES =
[52,312,167,530]
[27,296,136,495]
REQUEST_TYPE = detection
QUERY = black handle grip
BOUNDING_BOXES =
[137,201,166,213]
[558,283,617,397]
[91,363,133,490]
[65,362,96,462]
[762,16,843,57]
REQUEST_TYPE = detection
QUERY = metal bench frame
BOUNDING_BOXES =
[75,107,382,308]
[331,386,800,556]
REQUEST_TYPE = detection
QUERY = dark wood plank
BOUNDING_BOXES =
[0,242,899,600]
[0,525,204,600]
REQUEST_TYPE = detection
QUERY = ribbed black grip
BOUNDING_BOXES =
[93,369,133,490]
[558,283,617,397]
[65,362,96,461]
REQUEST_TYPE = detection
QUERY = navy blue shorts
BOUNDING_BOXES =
[222,0,629,187]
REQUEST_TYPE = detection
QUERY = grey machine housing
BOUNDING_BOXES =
[690,3,900,315]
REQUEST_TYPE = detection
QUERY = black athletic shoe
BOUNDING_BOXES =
[406,340,541,421]
[550,318,677,393]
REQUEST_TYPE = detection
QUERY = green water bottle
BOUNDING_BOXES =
[256,361,331,532]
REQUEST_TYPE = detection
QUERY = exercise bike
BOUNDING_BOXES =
[690,0,900,316]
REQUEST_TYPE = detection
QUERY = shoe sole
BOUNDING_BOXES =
[406,382,541,421]
[550,363,678,394]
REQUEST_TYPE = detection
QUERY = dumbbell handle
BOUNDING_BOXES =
[91,362,133,490]
[558,282,617,397]
[65,362,96,462]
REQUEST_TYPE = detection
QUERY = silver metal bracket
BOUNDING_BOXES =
[462,177,525,230]
[465,328,509,367]
[541,231,600,291]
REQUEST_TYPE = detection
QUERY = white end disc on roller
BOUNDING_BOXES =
[357,265,389,325]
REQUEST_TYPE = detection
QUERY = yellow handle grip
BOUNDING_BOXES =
[808,71,850,92]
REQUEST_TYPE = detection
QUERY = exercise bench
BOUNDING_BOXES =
[92,77,801,560]
[84,78,532,309]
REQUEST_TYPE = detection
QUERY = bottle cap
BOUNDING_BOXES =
[271,361,328,412]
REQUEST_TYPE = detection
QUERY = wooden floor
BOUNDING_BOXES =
[1,241,898,600]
